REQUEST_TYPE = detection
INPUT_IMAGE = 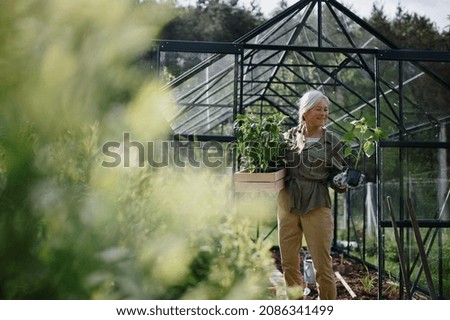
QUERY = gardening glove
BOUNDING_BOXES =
[332,171,348,189]
[333,169,365,189]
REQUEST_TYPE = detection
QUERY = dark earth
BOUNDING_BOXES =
[270,246,428,300]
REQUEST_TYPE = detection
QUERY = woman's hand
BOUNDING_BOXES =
[333,169,365,189]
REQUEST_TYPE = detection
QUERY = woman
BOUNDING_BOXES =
[278,90,347,300]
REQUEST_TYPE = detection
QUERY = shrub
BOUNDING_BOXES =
[234,113,286,173]
[0,0,274,300]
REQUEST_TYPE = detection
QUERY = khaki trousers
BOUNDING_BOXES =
[277,188,336,300]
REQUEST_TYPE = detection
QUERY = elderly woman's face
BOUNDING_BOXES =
[303,99,329,127]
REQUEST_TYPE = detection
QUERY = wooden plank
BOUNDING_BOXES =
[334,271,357,299]
[233,168,286,182]
[234,178,284,193]
[233,168,286,193]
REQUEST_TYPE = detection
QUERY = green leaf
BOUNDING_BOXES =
[342,131,356,142]
[234,112,287,171]
[344,146,354,158]
[373,127,387,141]
[363,141,375,157]
[362,130,373,141]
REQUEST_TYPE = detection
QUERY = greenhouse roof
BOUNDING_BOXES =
[157,0,450,143]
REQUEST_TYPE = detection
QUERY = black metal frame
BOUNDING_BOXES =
[153,0,450,300]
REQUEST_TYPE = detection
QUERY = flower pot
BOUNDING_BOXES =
[233,168,286,193]
[345,168,363,187]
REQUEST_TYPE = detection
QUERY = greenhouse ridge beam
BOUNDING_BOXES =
[157,41,450,61]
[158,40,242,54]
[156,40,383,56]
[378,50,450,62]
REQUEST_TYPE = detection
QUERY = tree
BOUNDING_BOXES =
[158,0,265,78]
[161,0,263,41]
[367,3,448,50]
[270,0,289,17]
[367,3,392,38]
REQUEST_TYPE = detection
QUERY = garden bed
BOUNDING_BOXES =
[270,247,428,300]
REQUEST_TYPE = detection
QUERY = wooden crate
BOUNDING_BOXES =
[234,168,286,193]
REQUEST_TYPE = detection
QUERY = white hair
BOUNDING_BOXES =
[295,90,330,151]
[298,90,329,126]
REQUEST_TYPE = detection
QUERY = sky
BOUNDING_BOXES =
[260,0,449,31]
[178,0,450,31]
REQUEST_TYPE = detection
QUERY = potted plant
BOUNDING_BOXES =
[340,117,387,187]
[233,113,287,192]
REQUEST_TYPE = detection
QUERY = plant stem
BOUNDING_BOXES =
[355,144,363,169]
[354,129,366,169]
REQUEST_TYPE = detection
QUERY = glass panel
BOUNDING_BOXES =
[380,60,450,143]
[322,3,357,48]
[381,145,450,297]
[169,54,236,136]
[381,146,450,220]
[160,52,215,82]
[293,22,318,47]
[324,2,390,50]
[248,5,312,46]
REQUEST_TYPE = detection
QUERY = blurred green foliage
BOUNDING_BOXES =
[0,0,274,299]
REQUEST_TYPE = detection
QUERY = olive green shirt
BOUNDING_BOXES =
[284,127,346,215]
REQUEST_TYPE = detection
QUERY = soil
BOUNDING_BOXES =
[270,246,428,300]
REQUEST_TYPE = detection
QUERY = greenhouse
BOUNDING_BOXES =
[153,0,450,299]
